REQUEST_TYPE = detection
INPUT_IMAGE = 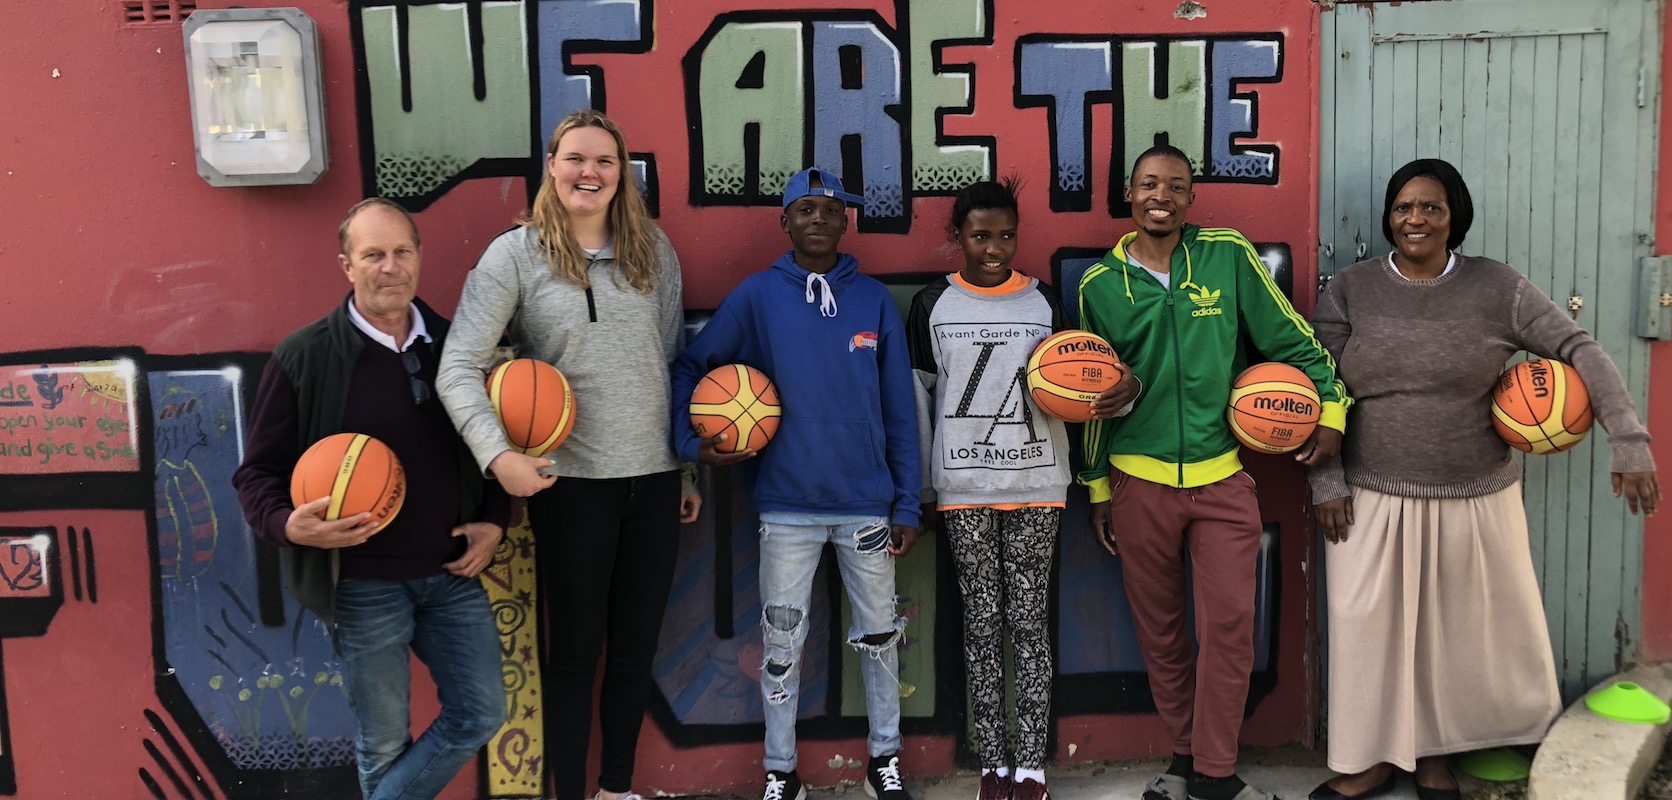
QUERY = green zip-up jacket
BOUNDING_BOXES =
[1077,224,1349,500]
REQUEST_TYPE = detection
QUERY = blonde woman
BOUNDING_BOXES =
[437,110,697,800]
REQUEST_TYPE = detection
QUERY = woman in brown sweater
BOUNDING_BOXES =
[1306,159,1660,800]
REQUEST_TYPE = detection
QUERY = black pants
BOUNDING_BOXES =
[531,470,681,800]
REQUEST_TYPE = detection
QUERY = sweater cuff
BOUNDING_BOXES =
[893,506,922,529]
[1307,458,1350,504]
[1319,401,1348,433]
[1608,437,1656,475]
[264,508,296,548]
[1084,476,1112,504]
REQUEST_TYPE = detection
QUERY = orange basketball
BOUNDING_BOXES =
[1227,362,1321,453]
[1491,359,1592,454]
[690,364,782,453]
[289,433,406,533]
[1025,330,1126,423]
[487,358,576,456]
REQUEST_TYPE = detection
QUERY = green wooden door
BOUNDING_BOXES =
[1320,0,1662,697]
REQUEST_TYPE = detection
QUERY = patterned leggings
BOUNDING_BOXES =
[942,506,1061,769]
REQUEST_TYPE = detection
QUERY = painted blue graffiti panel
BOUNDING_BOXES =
[811,21,906,221]
[1016,40,1115,211]
[150,368,356,770]
[652,472,833,726]
[1208,38,1281,180]
[536,0,648,144]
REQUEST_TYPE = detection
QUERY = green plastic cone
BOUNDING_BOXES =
[1585,681,1672,725]
[1458,748,1532,782]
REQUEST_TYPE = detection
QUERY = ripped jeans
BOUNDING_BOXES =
[758,516,905,772]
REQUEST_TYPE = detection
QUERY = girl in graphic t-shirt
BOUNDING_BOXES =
[906,179,1069,800]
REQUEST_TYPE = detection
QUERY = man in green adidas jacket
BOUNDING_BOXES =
[1079,145,1347,800]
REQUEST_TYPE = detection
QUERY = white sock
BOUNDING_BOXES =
[985,767,1010,779]
[1015,768,1044,784]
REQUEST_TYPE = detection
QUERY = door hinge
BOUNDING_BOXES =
[1637,256,1672,340]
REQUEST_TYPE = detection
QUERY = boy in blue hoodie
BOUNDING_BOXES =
[671,167,920,800]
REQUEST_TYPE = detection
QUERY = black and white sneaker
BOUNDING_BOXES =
[763,770,807,800]
[865,753,912,800]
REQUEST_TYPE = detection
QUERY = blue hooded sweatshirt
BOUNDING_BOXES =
[671,252,922,527]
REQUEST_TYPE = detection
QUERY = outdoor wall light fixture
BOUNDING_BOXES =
[182,7,327,186]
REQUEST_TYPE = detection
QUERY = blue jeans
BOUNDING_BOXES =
[758,518,905,772]
[333,574,505,800]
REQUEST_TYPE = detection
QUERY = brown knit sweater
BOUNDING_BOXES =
[1308,253,1654,502]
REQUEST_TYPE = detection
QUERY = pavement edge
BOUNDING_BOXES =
[1527,663,1672,800]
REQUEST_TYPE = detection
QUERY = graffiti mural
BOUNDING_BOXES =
[0,526,62,794]
[1016,35,1282,213]
[0,360,140,475]
[481,510,544,798]
[341,0,1309,782]
[148,361,360,794]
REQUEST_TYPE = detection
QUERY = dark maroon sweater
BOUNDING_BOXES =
[237,334,511,580]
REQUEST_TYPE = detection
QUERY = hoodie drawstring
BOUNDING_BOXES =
[805,272,838,317]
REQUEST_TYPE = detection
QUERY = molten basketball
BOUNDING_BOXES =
[1491,359,1592,454]
[1228,362,1321,453]
[289,433,406,533]
[1025,330,1126,423]
[487,358,576,457]
[690,364,782,453]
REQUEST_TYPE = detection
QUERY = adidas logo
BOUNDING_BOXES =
[1187,283,1224,317]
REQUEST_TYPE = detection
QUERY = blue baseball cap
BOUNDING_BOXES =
[781,167,866,209]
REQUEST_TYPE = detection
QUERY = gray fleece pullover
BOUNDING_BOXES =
[438,225,684,480]
[1308,254,1653,502]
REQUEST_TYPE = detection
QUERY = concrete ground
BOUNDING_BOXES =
[737,663,1672,800]
[796,747,1518,800]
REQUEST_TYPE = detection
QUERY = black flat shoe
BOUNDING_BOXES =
[1413,764,1461,800]
[1306,771,1396,800]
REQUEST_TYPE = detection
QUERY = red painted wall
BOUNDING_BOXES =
[2,0,1315,354]
[1640,2,1672,664]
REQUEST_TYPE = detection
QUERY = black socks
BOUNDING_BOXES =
[1166,753,1194,779]
[1187,772,1248,800]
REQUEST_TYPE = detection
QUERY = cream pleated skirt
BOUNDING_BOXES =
[1324,483,1561,773]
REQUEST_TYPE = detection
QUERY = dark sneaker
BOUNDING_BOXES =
[865,753,911,800]
[763,770,806,800]
[1010,778,1048,800]
[977,772,1013,800]
[1144,773,1187,800]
